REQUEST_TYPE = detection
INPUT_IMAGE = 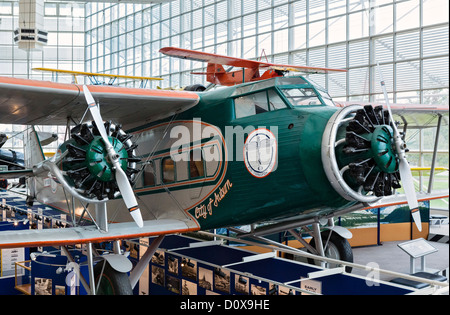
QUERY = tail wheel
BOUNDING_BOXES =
[322,105,402,204]
[94,261,133,295]
[307,230,353,273]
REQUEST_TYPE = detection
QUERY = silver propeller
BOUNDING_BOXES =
[83,85,144,228]
[377,64,422,231]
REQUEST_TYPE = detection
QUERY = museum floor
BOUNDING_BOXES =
[351,224,448,285]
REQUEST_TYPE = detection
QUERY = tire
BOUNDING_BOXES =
[94,261,133,295]
[307,230,353,273]
[184,84,206,91]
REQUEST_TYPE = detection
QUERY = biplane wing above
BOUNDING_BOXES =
[0,76,199,129]
[32,67,163,82]
[32,67,163,86]
[160,46,347,74]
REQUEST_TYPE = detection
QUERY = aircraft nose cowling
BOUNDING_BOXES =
[321,104,402,204]
[61,121,140,201]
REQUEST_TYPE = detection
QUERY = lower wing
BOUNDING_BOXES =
[0,219,199,249]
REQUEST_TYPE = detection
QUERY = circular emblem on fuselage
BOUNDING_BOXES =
[243,128,277,178]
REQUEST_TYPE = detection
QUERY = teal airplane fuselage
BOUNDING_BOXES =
[124,76,354,230]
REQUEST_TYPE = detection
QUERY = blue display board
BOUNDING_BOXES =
[134,235,413,296]
[0,221,30,295]
[30,250,89,295]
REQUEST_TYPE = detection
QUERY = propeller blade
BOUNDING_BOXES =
[398,158,422,231]
[376,64,422,232]
[83,85,111,146]
[115,166,144,228]
[83,85,143,228]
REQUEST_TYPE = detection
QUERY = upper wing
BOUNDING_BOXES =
[0,219,199,249]
[32,67,163,82]
[160,47,346,74]
[0,76,200,129]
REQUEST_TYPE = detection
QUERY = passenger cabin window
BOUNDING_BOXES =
[138,145,220,188]
[143,162,156,187]
[162,157,175,183]
[280,88,322,106]
[189,150,205,179]
[234,89,287,119]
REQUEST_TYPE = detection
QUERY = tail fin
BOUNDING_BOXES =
[24,126,46,169]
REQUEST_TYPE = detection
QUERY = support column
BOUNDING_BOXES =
[86,242,96,295]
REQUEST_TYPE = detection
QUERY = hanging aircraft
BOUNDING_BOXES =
[0,130,57,189]
[0,47,448,294]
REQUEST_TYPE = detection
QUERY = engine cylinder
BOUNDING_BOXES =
[322,105,402,204]
[61,121,140,201]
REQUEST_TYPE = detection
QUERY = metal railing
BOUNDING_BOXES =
[14,260,32,295]
[197,231,449,295]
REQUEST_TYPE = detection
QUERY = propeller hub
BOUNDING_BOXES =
[322,105,402,202]
[61,121,140,201]
[86,136,128,182]
[370,125,398,174]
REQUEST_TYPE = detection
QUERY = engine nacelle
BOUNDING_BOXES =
[322,105,402,204]
[60,121,140,201]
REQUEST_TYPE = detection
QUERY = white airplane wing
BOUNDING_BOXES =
[0,219,199,249]
[0,76,200,130]
[364,189,449,210]
[335,101,449,129]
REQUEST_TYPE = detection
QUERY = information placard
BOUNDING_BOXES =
[1,248,25,278]
[398,238,438,258]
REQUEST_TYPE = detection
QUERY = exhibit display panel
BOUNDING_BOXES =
[30,249,89,295]
[0,220,29,295]
[130,235,414,295]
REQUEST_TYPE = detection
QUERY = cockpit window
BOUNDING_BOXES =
[267,89,287,110]
[316,89,335,106]
[280,88,323,106]
[234,89,288,119]
[277,77,308,85]
[235,91,268,118]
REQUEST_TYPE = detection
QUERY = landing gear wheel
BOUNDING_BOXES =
[184,84,206,91]
[94,261,133,295]
[307,230,353,273]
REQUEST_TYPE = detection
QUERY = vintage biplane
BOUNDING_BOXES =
[32,67,163,88]
[0,47,448,294]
